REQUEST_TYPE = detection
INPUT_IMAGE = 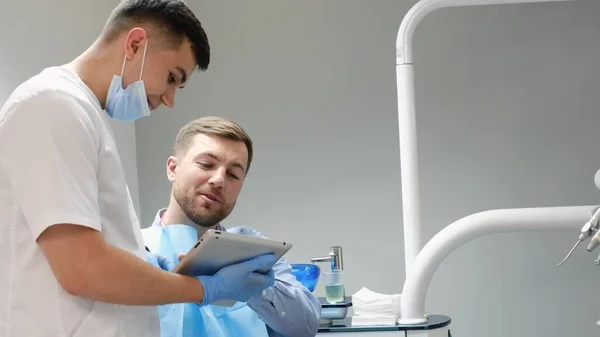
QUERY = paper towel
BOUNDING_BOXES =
[351,287,401,326]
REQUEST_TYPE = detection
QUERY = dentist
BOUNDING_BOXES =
[0,1,274,337]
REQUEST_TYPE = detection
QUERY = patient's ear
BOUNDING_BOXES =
[166,156,178,182]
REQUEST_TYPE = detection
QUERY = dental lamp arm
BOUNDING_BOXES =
[396,0,574,64]
[399,206,593,324]
[395,0,574,277]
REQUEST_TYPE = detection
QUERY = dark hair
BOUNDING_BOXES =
[102,0,210,70]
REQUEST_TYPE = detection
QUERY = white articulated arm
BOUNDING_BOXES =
[395,0,575,278]
[398,205,593,324]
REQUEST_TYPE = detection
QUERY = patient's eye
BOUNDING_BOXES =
[198,162,213,169]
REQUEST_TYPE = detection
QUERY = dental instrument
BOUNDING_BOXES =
[585,210,600,265]
[588,233,600,266]
[556,205,600,266]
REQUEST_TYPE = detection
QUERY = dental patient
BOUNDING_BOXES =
[143,116,321,337]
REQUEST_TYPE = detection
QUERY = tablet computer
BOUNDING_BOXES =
[174,229,293,277]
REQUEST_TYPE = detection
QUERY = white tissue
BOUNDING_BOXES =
[351,287,401,326]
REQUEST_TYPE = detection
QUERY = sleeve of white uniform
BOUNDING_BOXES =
[0,90,102,240]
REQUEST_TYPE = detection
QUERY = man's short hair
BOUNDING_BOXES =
[101,0,210,70]
[174,116,254,174]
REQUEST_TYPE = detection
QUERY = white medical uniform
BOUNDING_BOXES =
[0,66,159,337]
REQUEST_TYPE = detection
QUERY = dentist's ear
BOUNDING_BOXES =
[123,27,148,60]
[166,156,178,182]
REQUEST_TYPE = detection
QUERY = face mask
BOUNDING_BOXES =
[105,39,151,122]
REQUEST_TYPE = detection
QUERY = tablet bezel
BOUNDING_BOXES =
[173,229,293,277]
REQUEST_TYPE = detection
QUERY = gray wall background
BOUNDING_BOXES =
[2,1,600,336]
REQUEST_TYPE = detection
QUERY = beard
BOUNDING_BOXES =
[173,182,235,228]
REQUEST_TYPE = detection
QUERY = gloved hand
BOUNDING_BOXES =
[146,251,177,272]
[198,253,276,305]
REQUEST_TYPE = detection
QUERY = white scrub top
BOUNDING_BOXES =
[0,66,159,337]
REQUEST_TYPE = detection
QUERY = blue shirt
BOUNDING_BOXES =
[149,209,322,337]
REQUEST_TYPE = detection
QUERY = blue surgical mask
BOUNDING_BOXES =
[105,39,151,122]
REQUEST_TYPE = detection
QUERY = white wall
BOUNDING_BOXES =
[0,0,141,217]
[134,1,600,337]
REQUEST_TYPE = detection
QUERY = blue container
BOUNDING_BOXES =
[290,263,321,292]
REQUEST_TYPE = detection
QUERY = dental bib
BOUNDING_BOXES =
[143,225,269,337]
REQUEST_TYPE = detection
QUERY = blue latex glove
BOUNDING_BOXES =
[147,250,276,305]
[198,254,277,305]
[146,251,177,272]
